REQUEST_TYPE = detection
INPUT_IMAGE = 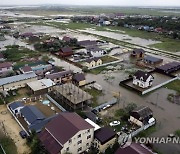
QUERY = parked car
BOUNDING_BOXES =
[102,104,111,110]
[19,130,27,139]
[109,121,120,126]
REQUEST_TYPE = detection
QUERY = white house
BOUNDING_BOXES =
[133,70,154,88]
[86,46,106,57]
[0,62,13,75]
[9,101,24,116]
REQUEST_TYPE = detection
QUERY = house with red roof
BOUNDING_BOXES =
[0,62,13,75]
[39,112,94,154]
[58,47,73,57]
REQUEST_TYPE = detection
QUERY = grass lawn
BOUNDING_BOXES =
[2,45,40,62]
[0,98,4,105]
[175,129,180,137]
[135,125,157,138]
[84,88,104,107]
[149,39,180,52]
[4,88,29,104]
[88,66,108,75]
[101,55,118,63]
[165,80,180,93]
[0,133,17,154]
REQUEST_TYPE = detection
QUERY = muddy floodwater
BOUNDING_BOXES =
[85,66,180,154]
[80,29,161,46]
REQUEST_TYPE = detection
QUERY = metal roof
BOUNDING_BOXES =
[9,101,24,110]
[20,105,46,125]
[0,72,37,86]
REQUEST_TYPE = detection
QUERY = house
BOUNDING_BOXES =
[86,46,106,57]
[78,40,98,47]
[129,106,155,127]
[0,53,5,61]
[115,143,154,154]
[20,32,34,39]
[0,72,37,92]
[20,66,33,74]
[39,112,94,154]
[143,56,163,65]
[0,62,13,75]
[31,64,53,76]
[72,73,86,86]
[133,70,154,89]
[20,105,46,126]
[62,36,73,42]
[27,79,55,95]
[9,101,24,116]
[45,70,73,84]
[84,57,102,68]
[53,83,92,110]
[156,61,180,74]
[94,127,116,153]
[131,49,146,58]
[58,47,73,57]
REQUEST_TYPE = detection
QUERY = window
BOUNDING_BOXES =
[77,140,82,145]
[87,135,91,139]
[87,129,90,133]
[66,147,69,151]
[78,147,82,152]
[78,134,81,138]
[86,143,89,147]
[69,139,72,144]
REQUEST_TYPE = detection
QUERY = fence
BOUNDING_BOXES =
[6,104,30,136]
[0,144,6,154]
[142,77,179,95]
[46,94,66,112]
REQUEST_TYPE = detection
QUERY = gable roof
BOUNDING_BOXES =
[86,46,103,52]
[144,56,163,63]
[20,106,46,125]
[86,57,101,63]
[21,66,33,73]
[133,70,153,82]
[131,106,153,119]
[133,48,146,54]
[39,129,63,154]
[43,112,94,145]
[0,62,12,69]
[0,72,37,86]
[46,70,73,80]
[78,40,97,47]
[115,143,154,154]
[9,101,24,110]
[60,47,73,53]
[72,73,85,82]
[94,127,116,144]
[157,61,180,72]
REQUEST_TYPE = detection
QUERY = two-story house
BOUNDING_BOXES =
[39,112,94,154]
[84,58,102,68]
[133,70,154,88]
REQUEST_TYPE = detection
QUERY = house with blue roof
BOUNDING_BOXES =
[9,101,24,115]
[20,106,46,126]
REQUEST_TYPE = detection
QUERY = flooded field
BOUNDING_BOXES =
[80,29,161,46]
[0,35,34,50]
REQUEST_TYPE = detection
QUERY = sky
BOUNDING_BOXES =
[1,0,180,6]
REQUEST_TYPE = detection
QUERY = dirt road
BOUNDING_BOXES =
[0,105,30,154]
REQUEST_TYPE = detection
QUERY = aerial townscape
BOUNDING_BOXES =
[0,1,180,154]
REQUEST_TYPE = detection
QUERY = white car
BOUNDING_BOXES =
[102,104,111,110]
[109,121,120,126]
